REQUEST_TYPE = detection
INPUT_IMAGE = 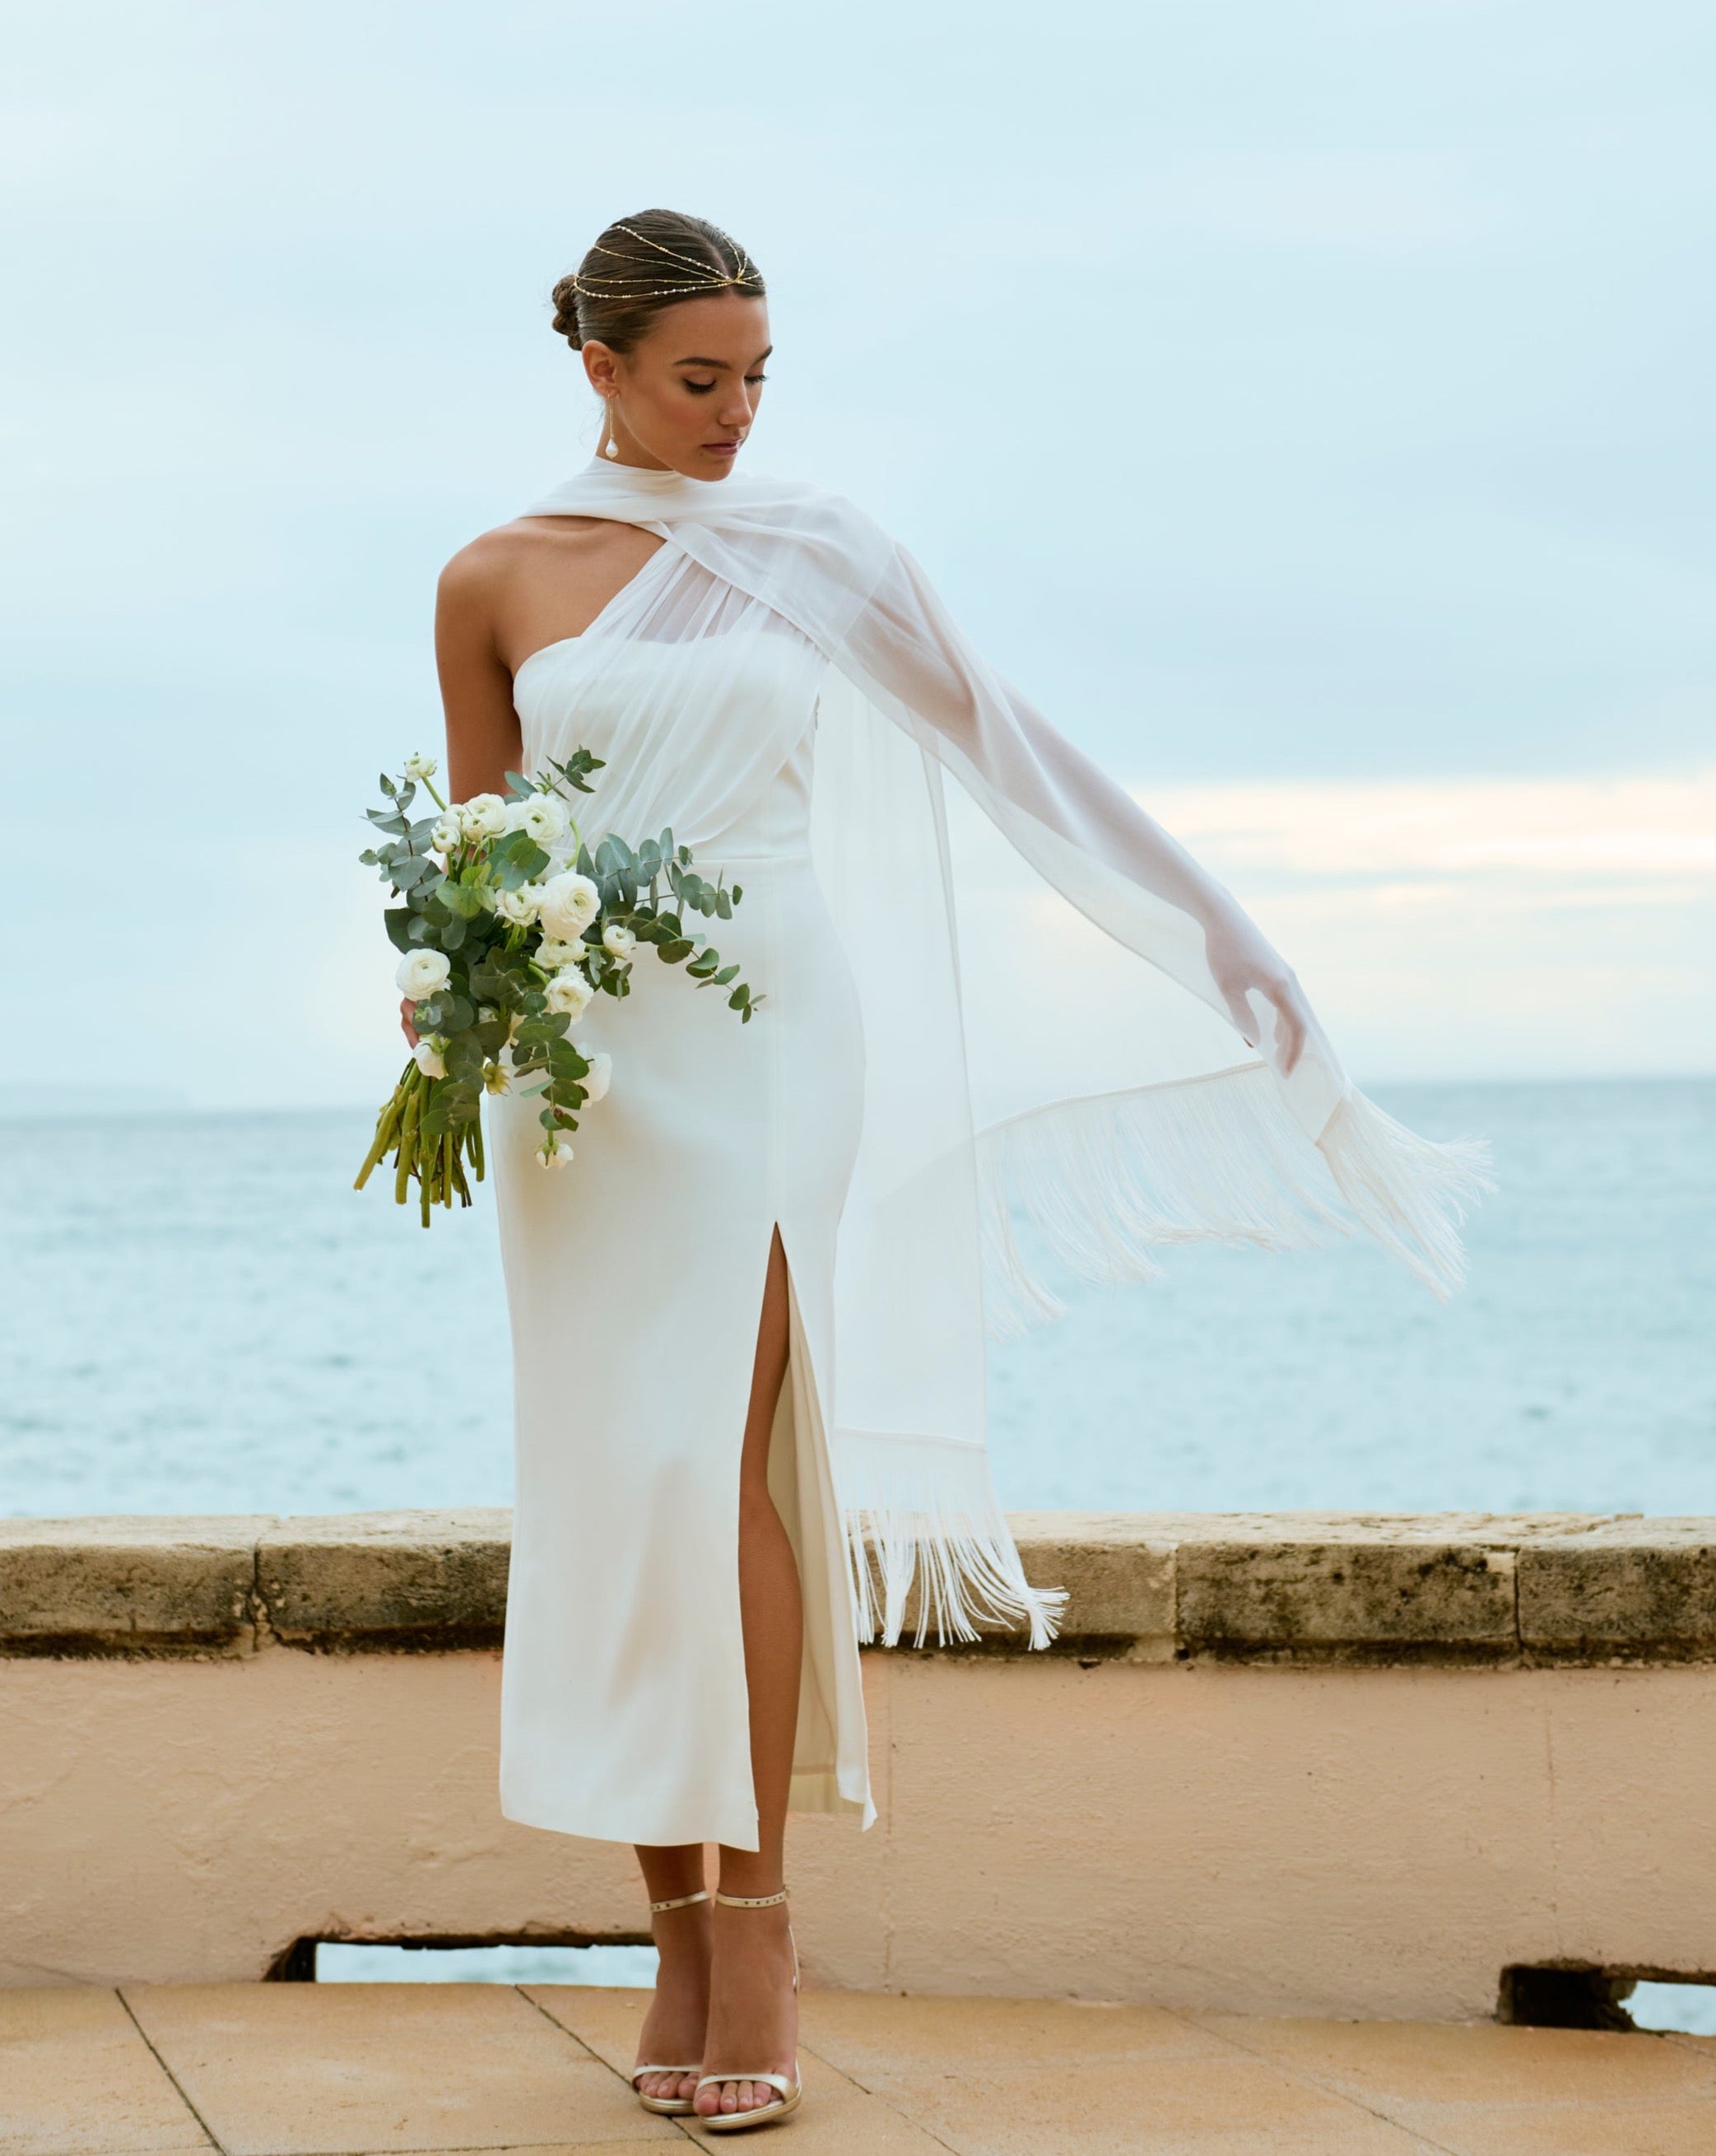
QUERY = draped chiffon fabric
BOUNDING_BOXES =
[487,457,1494,1850]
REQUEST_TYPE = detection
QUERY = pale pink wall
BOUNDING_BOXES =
[5,1649,1714,2017]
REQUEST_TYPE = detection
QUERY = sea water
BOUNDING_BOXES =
[2,1078,1709,1522]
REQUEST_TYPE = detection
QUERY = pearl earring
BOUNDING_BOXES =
[602,400,621,459]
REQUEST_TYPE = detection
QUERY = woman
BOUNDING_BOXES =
[416,207,1491,2132]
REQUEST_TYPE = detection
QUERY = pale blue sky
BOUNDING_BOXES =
[5,0,1712,1104]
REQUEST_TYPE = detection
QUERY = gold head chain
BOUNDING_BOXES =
[563,222,765,303]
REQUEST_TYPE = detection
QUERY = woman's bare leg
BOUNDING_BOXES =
[631,1844,711,2106]
[694,1224,803,2119]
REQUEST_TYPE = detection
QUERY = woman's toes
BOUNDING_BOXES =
[692,2074,781,2113]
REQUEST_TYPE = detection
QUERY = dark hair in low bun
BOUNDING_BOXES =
[551,207,764,355]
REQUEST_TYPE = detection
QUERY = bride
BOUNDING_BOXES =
[410,207,1490,2132]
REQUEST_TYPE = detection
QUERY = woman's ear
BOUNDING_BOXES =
[582,341,619,398]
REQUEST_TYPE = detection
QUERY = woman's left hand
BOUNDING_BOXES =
[1202,913,1311,1077]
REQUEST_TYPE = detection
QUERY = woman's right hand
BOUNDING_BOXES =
[1203,911,1310,1077]
[400,998,420,1049]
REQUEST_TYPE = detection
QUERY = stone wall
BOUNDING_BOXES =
[4,1509,1714,2015]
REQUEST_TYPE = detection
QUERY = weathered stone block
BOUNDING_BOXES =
[257,1509,512,1649]
[1173,1514,1520,1662]
[0,1516,272,1654]
[1520,1519,1716,1660]
[1006,1511,1176,1643]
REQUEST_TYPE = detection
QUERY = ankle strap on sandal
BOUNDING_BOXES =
[649,1888,710,1914]
[714,1886,789,1908]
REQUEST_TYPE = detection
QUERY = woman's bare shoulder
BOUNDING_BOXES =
[439,515,654,602]
[439,516,565,594]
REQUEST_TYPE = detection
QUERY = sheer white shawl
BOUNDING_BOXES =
[519,459,1495,1649]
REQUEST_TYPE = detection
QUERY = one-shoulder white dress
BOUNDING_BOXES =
[491,609,876,1848]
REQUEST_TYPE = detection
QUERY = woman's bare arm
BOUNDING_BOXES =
[436,536,525,803]
[400,538,523,1045]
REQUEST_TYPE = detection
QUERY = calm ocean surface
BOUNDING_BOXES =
[2,1077,1710,1522]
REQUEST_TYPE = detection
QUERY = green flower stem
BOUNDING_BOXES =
[352,1067,412,1190]
[395,1078,424,1205]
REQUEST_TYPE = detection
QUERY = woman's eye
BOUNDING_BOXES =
[685,379,718,394]
[746,373,769,386]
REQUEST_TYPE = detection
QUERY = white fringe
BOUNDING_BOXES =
[836,1430,1067,1651]
[1314,1085,1497,1302]
[977,1062,1495,1334]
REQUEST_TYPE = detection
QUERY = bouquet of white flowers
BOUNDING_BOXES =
[354,751,760,1224]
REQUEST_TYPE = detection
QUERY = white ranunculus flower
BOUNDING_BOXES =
[517,793,570,845]
[544,966,594,1018]
[601,922,637,962]
[458,792,509,839]
[403,752,439,783]
[537,1131,574,1168]
[495,885,540,926]
[534,935,586,970]
[576,1047,612,1103]
[395,948,451,999]
[430,813,462,853]
[537,870,601,940]
[412,1035,448,1078]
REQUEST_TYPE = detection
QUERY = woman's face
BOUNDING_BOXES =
[583,292,771,481]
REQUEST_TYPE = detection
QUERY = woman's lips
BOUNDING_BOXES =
[704,439,742,456]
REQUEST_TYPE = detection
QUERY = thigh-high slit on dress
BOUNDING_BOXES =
[483,460,1494,1854]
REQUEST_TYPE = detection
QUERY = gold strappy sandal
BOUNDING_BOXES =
[630,1887,709,2116]
[696,1886,802,2134]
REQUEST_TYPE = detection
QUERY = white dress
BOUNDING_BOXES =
[481,461,1493,1853]
[491,608,876,1846]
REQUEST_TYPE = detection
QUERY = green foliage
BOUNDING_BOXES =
[355,744,763,1224]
